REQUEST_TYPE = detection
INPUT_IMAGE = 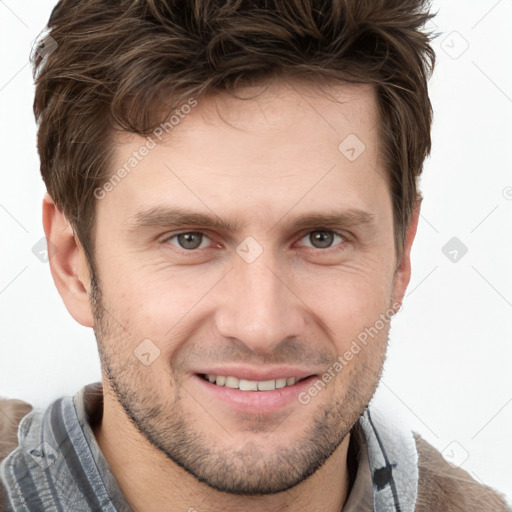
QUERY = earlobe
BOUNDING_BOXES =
[391,198,422,312]
[42,194,95,328]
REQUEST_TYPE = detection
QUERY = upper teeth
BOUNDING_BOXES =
[205,375,298,391]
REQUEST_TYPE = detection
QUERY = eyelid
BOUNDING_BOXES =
[294,229,349,249]
[163,230,214,249]
[162,228,351,253]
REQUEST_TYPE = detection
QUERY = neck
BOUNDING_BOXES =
[94,391,353,512]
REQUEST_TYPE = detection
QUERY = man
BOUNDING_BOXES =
[1,0,510,510]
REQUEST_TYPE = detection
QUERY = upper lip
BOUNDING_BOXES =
[195,366,317,382]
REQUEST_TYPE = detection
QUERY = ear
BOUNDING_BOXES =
[391,197,422,313]
[42,193,94,327]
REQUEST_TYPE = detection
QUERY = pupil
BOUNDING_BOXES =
[311,231,333,248]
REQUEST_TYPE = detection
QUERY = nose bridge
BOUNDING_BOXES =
[215,246,305,352]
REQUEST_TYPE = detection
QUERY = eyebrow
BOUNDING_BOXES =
[127,206,376,233]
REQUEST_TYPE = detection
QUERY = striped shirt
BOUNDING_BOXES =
[0,383,419,511]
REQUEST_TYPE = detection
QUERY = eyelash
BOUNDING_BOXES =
[162,230,350,254]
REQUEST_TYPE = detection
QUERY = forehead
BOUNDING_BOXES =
[194,78,377,132]
[101,79,390,230]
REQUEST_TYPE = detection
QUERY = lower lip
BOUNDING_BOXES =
[192,374,317,414]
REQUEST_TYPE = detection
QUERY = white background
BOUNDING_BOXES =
[1,0,511,504]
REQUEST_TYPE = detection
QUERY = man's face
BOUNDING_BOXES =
[90,79,403,495]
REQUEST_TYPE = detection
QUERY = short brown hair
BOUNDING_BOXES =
[32,0,436,272]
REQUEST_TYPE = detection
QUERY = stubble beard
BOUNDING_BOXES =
[89,272,387,495]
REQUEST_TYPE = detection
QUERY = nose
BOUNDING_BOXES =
[214,247,306,354]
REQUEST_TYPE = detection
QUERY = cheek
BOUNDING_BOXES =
[329,314,390,403]
[98,253,190,314]
[96,231,395,350]
[295,260,394,334]
[98,269,213,369]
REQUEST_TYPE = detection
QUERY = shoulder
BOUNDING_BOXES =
[0,396,33,511]
[413,432,511,512]
[0,396,33,461]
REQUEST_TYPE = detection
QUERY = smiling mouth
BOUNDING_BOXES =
[199,373,311,391]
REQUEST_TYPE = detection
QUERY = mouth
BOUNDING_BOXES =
[198,373,310,391]
[193,372,318,414]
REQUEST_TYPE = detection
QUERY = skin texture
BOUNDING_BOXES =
[43,78,420,512]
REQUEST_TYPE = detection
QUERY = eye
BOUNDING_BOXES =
[296,230,346,250]
[166,232,211,250]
